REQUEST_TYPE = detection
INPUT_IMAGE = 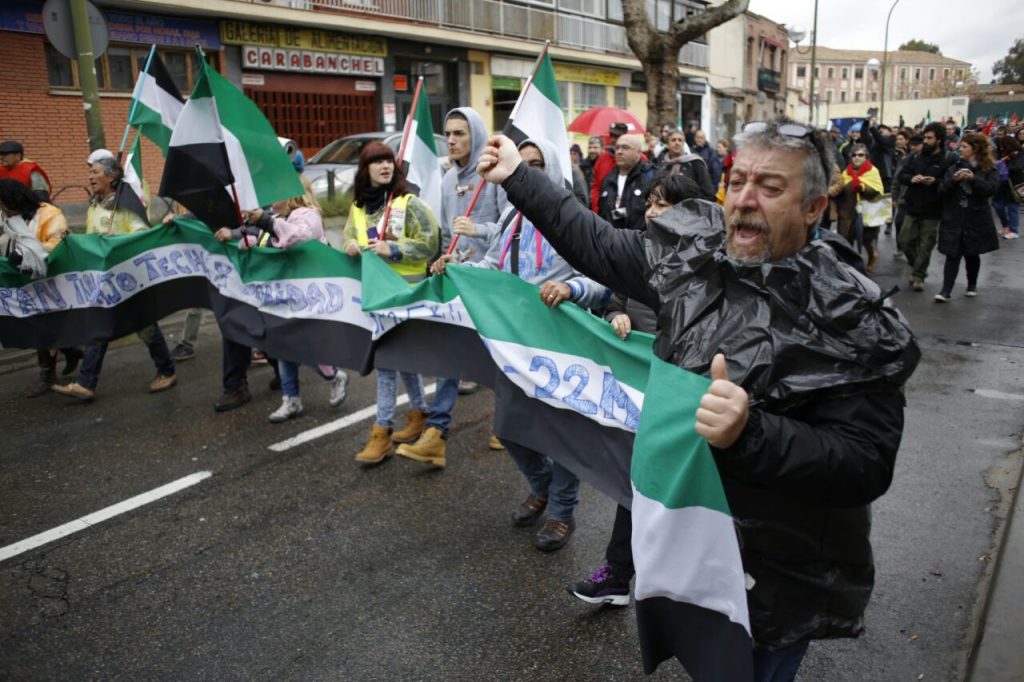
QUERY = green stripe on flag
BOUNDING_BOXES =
[631,357,731,515]
[413,94,438,155]
[533,53,561,108]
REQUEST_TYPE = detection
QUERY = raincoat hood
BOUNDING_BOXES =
[445,107,489,183]
[517,138,565,188]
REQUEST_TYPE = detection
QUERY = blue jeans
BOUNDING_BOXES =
[278,360,337,398]
[993,197,1020,234]
[423,377,460,435]
[78,324,174,390]
[376,369,428,427]
[753,640,810,682]
[504,440,579,522]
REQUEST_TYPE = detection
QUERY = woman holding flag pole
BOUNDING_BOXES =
[344,141,440,464]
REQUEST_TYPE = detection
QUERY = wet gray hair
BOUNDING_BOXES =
[91,156,124,183]
[733,120,830,209]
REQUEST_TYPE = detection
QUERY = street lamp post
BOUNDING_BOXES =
[880,0,902,125]
[787,0,820,126]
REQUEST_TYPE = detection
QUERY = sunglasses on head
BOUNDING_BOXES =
[742,121,832,186]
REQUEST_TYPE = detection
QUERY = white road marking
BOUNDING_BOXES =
[0,471,213,563]
[973,389,1024,401]
[267,383,437,452]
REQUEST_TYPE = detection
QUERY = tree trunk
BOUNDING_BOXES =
[620,0,750,131]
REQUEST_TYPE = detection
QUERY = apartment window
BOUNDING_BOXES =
[46,44,214,93]
[644,0,671,31]
[841,67,848,80]
[573,83,607,111]
[519,0,556,6]
[855,67,864,80]
[45,43,73,87]
[956,69,964,79]
[614,86,627,109]
[871,92,878,102]
[899,67,907,80]
[827,67,834,79]
[556,82,570,114]
[943,68,950,79]
[796,65,806,78]
[855,91,862,102]
[746,38,754,67]
[928,68,936,81]
[559,0,604,17]
[826,90,833,103]
[872,70,878,82]
[840,91,848,102]
[814,66,819,79]
[914,68,921,82]
[912,91,919,100]
[607,0,623,21]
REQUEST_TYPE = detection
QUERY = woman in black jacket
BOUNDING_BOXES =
[933,132,1000,302]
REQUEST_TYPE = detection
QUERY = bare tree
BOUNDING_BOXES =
[621,0,749,130]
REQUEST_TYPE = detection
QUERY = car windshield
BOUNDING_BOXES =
[309,136,397,164]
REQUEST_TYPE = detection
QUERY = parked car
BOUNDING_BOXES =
[303,131,448,207]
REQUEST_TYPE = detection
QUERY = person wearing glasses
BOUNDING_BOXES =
[838,143,886,271]
[598,134,655,231]
[474,119,919,680]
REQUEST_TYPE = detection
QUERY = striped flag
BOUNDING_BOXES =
[203,60,304,212]
[114,134,150,226]
[159,65,237,229]
[401,82,442,220]
[128,47,184,153]
[631,357,753,678]
[159,56,304,229]
[504,45,573,188]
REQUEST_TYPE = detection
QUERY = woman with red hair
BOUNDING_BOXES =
[343,141,440,464]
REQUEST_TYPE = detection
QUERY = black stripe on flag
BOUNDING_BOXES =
[159,142,237,230]
[149,53,185,102]
[636,596,754,680]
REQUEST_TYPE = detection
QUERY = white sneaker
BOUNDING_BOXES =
[269,396,303,423]
[329,371,349,408]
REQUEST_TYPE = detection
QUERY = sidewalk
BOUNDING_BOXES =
[968,439,1024,680]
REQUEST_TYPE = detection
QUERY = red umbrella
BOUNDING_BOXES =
[568,107,646,142]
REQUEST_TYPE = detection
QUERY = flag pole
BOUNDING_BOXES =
[118,45,156,161]
[445,181,485,256]
[380,76,423,241]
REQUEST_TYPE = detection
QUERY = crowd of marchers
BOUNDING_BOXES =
[2,106,1021,679]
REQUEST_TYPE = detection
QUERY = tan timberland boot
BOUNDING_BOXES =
[391,409,426,444]
[395,427,446,468]
[355,425,394,464]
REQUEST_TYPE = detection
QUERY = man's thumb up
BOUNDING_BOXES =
[710,353,729,382]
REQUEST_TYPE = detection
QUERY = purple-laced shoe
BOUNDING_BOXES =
[567,563,631,606]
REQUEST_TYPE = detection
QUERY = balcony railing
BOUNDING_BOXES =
[244,0,709,67]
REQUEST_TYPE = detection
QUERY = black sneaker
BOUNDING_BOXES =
[214,386,251,412]
[568,564,631,606]
[171,343,196,362]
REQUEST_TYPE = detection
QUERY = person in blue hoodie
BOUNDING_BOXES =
[392,107,508,463]
[420,138,610,552]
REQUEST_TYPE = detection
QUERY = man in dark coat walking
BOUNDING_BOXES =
[897,122,953,290]
[475,119,919,680]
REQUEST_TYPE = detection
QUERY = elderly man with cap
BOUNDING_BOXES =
[0,141,51,201]
[590,122,630,213]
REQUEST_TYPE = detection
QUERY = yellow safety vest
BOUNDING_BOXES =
[349,194,425,279]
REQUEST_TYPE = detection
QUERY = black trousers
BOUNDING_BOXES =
[222,337,251,392]
[605,504,635,579]
[941,252,981,294]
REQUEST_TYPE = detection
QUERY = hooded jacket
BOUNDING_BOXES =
[499,162,920,650]
[474,138,609,309]
[439,107,507,262]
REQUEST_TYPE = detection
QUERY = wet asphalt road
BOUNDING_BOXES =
[1,229,1023,681]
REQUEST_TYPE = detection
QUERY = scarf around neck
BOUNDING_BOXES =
[844,159,875,192]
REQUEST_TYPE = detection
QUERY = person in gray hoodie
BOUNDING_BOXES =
[392,107,507,464]
[419,138,610,552]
